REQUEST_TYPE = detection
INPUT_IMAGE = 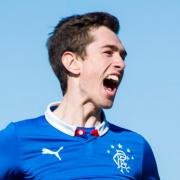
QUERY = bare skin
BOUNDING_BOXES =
[53,26,126,128]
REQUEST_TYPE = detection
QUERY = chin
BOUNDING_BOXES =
[102,104,113,109]
[101,100,114,109]
[93,95,115,109]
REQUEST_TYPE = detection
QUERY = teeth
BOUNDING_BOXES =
[106,75,119,82]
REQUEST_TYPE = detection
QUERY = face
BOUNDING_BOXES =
[79,26,126,109]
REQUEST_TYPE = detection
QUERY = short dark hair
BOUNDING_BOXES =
[47,12,120,95]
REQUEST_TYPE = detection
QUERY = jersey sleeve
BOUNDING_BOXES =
[142,139,160,180]
[0,123,23,179]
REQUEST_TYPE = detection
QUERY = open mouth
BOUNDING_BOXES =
[103,75,119,95]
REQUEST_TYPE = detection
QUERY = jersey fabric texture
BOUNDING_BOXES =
[0,102,160,180]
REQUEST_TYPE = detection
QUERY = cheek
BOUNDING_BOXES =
[80,70,99,91]
[80,58,108,83]
[81,63,96,79]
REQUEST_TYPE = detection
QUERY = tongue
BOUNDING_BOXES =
[104,85,117,97]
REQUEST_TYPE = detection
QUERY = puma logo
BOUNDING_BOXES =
[42,146,64,160]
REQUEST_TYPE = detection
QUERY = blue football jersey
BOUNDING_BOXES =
[0,102,160,179]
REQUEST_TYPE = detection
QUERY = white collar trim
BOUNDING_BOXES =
[44,101,109,137]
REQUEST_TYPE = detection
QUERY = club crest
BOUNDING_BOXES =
[107,144,134,174]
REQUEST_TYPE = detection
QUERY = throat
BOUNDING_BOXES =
[53,98,102,127]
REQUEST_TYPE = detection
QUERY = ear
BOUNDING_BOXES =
[61,51,81,75]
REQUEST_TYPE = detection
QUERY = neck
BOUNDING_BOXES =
[53,93,102,128]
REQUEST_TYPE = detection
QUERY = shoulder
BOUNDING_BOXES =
[0,123,17,145]
[0,122,23,178]
[107,122,155,153]
[13,115,46,128]
[0,115,47,142]
[0,115,45,179]
[108,122,147,143]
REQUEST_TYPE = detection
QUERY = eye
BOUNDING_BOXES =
[120,50,127,61]
[103,50,113,57]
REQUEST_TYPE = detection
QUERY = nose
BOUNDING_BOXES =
[113,55,125,71]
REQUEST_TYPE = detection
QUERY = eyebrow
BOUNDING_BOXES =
[102,45,127,59]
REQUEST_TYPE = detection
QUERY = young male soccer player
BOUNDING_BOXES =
[0,12,160,179]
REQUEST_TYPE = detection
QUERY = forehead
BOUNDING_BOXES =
[88,26,124,49]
